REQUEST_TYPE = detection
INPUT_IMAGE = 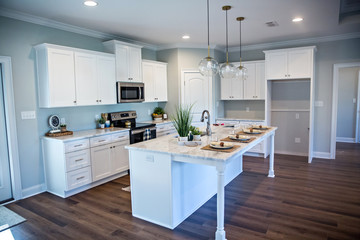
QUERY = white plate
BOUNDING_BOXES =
[210,142,234,149]
[228,135,250,141]
[243,129,262,134]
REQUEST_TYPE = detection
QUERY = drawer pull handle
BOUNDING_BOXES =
[75,158,83,162]
[74,144,83,147]
[76,176,85,180]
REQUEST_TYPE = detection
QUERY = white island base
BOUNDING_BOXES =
[127,126,276,240]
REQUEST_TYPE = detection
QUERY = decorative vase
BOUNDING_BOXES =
[100,124,105,129]
[178,136,187,145]
[60,127,67,132]
[193,135,201,141]
[105,120,110,128]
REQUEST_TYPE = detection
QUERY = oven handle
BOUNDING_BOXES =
[131,127,156,135]
[139,86,142,100]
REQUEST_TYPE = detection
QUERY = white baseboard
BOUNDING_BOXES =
[313,151,332,159]
[21,183,46,199]
[336,137,356,143]
[274,150,308,156]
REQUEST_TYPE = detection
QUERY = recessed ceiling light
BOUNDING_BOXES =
[84,1,98,7]
[292,17,303,22]
[182,35,190,39]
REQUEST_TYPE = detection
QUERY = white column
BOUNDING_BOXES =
[215,164,227,240]
[268,133,275,178]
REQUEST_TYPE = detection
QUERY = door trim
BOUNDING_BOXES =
[0,56,22,201]
[356,70,360,143]
[330,62,360,159]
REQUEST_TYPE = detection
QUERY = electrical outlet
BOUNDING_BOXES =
[246,107,250,112]
[21,111,36,120]
[295,113,299,119]
[148,109,151,115]
[295,138,301,143]
[95,115,99,120]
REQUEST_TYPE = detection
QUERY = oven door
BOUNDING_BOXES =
[117,82,145,103]
[130,128,156,144]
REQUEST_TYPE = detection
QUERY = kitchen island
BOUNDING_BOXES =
[126,125,277,240]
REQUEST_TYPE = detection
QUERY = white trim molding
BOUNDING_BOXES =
[331,62,360,159]
[0,56,22,200]
[21,184,46,199]
[336,137,356,143]
[313,152,331,159]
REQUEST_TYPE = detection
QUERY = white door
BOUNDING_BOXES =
[182,71,210,124]
[0,66,12,202]
[97,55,116,105]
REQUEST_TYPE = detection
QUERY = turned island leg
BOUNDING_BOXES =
[215,164,227,240]
[268,133,275,178]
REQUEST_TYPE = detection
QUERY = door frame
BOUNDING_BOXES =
[356,70,360,143]
[180,69,214,123]
[0,56,22,201]
[330,62,360,159]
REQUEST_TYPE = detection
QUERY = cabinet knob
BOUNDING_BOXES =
[99,100,102,102]
[110,146,113,149]
[74,100,76,103]
[96,100,98,102]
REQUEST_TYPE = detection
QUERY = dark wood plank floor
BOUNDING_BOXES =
[3,142,360,240]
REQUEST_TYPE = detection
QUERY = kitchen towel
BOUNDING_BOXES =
[143,129,151,141]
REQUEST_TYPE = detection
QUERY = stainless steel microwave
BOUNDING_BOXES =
[116,82,145,103]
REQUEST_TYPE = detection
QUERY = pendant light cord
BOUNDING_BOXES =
[239,19,242,66]
[225,8,229,64]
[207,0,210,58]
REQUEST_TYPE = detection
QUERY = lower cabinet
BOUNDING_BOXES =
[156,122,177,137]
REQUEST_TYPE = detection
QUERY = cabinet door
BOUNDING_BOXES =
[154,64,168,101]
[142,62,155,102]
[255,62,265,99]
[91,144,112,181]
[231,78,244,99]
[111,141,129,174]
[47,48,76,107]
[221,78,232,100]
[115,46,129,81]
[266,52,287,79]
[287,49,312,79]
[128,47,142,82]
[243,63,256,99]
[97,55,116,105]
[74,52,98,106]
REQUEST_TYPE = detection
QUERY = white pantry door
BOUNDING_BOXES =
[182,71,210,125]
[0,65,13,203]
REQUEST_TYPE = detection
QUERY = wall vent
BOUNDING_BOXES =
[265,21,279,27]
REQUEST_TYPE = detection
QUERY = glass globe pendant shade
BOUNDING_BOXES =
[236,65,248,80]
[220,62,237,79]
[199,56,219,76]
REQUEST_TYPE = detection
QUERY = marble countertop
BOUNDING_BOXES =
[217,118,265,122]
[43,127,129,142]
[126,125,276,162]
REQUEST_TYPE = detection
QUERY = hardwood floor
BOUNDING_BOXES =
[3,142,360,240]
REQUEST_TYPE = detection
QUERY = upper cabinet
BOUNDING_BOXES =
[35,43,116,108]
[264,46,316,80]
[103,40,143,82]
[142,60,168,102]
[220,61,265,100]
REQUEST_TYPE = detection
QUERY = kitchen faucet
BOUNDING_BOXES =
[200,110,211,136]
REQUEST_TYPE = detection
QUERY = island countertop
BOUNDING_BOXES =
[126,125,277,162]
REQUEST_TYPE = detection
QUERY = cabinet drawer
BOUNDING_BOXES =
[65,139,89,153]
[66,166,92,191]
[111,132,129,142]
[249,142,264,153]
[156,123,174,133]
[90,135,112,147]
[65,149,91,172]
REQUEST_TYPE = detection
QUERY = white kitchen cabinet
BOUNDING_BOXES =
[42,129,129,198]
[35,43,116,108]
[264,47,315,80]
[142,60,168,102]
[103,40,143,82]
[220,78,244,100]
[156,122,176,137]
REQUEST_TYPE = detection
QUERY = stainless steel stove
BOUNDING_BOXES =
[108,111,156,144]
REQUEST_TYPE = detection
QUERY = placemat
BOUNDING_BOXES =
[201,144,241,153]
[220,137,256,143]
[236,130,265,136]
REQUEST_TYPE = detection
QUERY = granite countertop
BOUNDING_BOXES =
[217,118,265,122]
[126,125,276,161]
[43,127,129,142]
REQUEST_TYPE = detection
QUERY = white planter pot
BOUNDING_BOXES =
[178,136,187,145]
[100,124,105,129]
[193,135,201,141]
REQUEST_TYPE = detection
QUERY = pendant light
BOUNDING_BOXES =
[236,17,248,80]
[199,0,219,76]
[220,6,236,79]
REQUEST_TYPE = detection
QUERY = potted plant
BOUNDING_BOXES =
[60,124,67,132]
[152,107,165,121]
[98,117,106,129]
[190,125,201,141]
[171,105,193,145]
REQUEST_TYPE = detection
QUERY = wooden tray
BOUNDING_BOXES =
[220,137,255,143]
[45,131,73,137]
[201,144,241,153]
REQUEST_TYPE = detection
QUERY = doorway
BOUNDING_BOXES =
[180,70,213,126]
[331,62,360,159]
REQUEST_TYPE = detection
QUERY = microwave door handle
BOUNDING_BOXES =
[139,86,142,100]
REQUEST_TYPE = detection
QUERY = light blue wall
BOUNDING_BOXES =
[229,38,360,153]
[0,16,158,192]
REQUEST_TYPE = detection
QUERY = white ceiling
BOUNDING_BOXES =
[0,0,359,48]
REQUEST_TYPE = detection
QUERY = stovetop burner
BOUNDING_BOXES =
[108,111,155,130]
